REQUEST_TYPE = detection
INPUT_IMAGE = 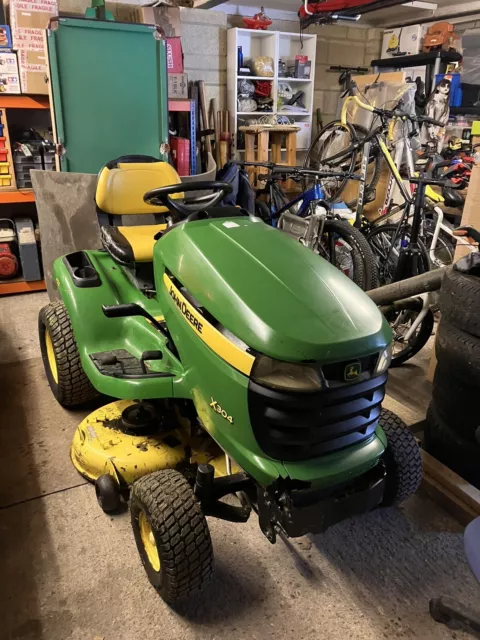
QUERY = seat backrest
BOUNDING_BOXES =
[96,156,183,216]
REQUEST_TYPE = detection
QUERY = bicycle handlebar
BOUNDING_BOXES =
[258,166,361,182]
[340,95,446,128]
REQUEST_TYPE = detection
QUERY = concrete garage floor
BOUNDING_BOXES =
[0,292,478,640]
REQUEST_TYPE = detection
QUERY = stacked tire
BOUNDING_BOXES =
[424,267,480,487]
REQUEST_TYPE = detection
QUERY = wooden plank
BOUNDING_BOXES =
[270,133,282,165]
[285,131,297,191]
[216,111,222,167]
[422,449,480,517]
[198,81,211,154]
[244,132,255,186]
[257,130,269,188]
[421,473,478,525]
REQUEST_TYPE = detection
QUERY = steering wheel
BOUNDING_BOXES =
[144,181,233,221]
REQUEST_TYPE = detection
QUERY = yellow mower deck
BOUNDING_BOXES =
[71,399,236,486]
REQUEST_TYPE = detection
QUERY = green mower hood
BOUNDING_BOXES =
[156,217,391,363]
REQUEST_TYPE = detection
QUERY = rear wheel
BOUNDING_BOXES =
[367,223,429,286]
[318,218,378,291]
[38,301,99,407]
[130,469,214,603]
[304,122,382,207]
[380,409,422,505]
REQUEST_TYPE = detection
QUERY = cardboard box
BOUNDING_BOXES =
[9,0,58,51]
[168,73,188,99]
[381,26,423,59]
[166,37,183,73]
[0,51,20,94]
[138,6,180,37]
[18,49,47,94]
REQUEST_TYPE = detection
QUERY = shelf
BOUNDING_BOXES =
[450,106,480,116]
[237,111,273,116]
[371,50,462,69]
[278,110,310,116]
[238,75,274,81]
[0,95,49,109]
[0,278,46,295]
[0,190,35,203]
[168,99,193,113]
[281,77,313,82]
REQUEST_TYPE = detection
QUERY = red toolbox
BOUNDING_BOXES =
[170,137,190,177]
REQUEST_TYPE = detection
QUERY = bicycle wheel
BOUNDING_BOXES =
[305,122,382,207]
[317,218,378,291]
[304,121,356,201]
[384,301,435,367]
[422,218,455,268]
[366,223,429,286]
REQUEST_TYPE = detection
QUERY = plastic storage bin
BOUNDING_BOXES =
[14,154,42,164]
[16,177,32,188]
[0,161,9,174]
[0,175,12,186]
[14,168,33,180]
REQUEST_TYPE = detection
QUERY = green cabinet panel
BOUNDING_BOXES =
[47,18,169,173]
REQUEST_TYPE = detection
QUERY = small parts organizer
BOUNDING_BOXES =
[0,110,14,188]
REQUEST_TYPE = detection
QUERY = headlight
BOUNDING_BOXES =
[375,344,392,375]
[252,356,323,392]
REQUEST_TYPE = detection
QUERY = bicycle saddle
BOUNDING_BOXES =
[442,187,464,209]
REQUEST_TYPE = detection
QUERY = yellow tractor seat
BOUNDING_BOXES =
[101,223,166,264]
[95,156,183,265]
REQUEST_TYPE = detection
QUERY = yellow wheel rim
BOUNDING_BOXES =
[45,329,58,383]
[139,510,160,572]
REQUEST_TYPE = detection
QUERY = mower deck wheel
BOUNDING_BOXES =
[380,409,422,505]
[130,469,213,603]
[38,301,99,407]
[95,474,121,513]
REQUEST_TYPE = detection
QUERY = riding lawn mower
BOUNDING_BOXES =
[38,156,422,603]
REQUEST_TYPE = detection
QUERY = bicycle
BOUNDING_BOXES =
[240,161,378,291]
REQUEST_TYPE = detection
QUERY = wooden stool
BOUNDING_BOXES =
[239,124,300,188]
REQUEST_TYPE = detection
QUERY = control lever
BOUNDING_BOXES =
[102,303,169,338]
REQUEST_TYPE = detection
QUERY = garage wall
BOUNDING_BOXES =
[179,7,228,111]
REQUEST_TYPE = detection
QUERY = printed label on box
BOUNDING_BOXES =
[0,73,21,94]
[0,53,20,74]
[10,0,58,50]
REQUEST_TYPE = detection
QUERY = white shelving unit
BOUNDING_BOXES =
[227,28,317,159]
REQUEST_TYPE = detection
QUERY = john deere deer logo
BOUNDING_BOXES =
[344,362,361,381]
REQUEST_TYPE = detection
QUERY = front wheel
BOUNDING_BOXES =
[317,218,378,291]
[380,409,422,505]
[130,469,214,603]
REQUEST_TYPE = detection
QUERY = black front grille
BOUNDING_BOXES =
[248,372,387,462]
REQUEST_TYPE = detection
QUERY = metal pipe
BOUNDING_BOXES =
[367,267,448,305]
[387,9,480,28]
